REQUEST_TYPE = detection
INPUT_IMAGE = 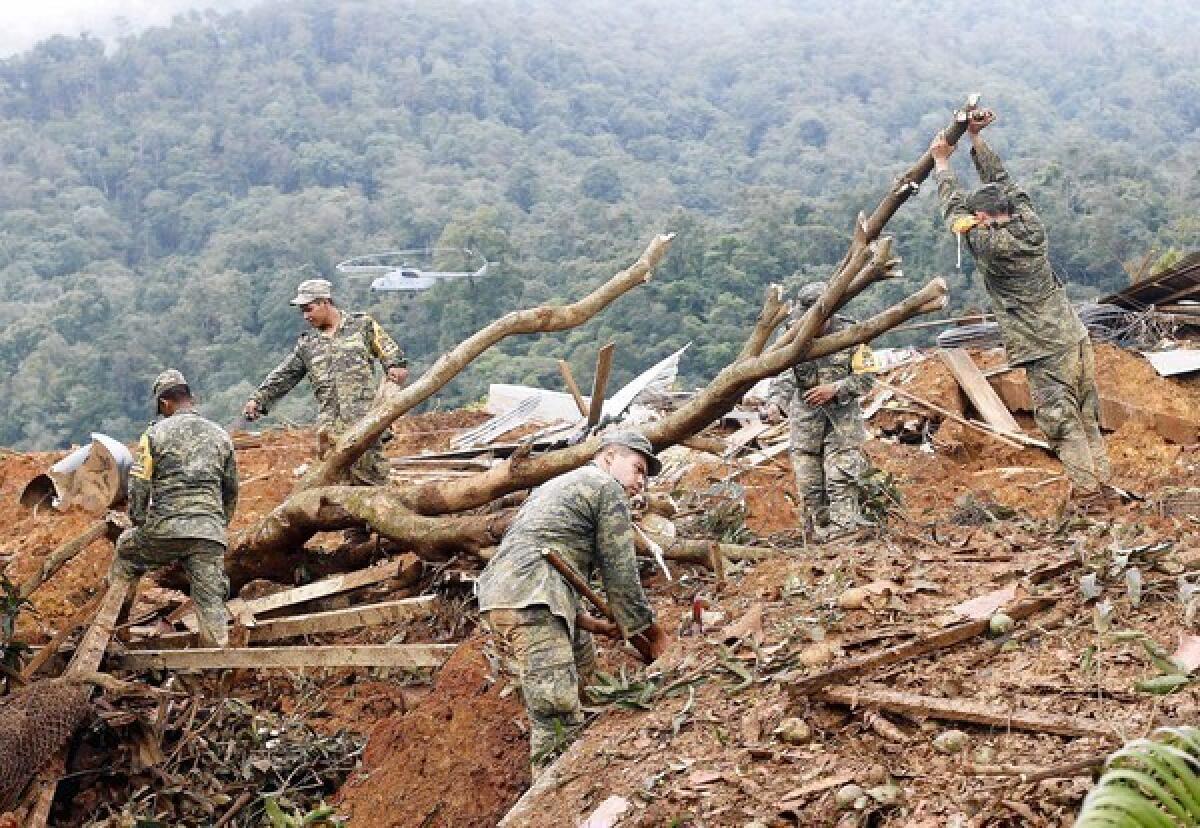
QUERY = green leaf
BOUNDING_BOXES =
[264,797,298,828]
[1134,675,1191,695]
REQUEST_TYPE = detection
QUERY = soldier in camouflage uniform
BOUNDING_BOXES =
[242,278,408,487]
[476,432,669,773]
[763,282,873,539]
[931,110,1110,496]
[110,370,239,648]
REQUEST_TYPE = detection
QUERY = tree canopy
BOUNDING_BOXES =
[0,0,1195,448]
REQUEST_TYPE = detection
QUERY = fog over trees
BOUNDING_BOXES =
[0,0,1195,448]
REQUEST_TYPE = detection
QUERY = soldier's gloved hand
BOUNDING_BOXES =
[575,611,620,639]
[967,108,996,135]
[242,399,262,421]
[386,366,409,385]
[760,403,784,424]
[803,384,838,407]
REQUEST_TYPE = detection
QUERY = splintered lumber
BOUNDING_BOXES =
[175,558,405,630]
[21,591,105,680]
[874,380,1047,451]
[68,577,130,676]
[789,595,1056,696]
[131,596,437,650]
[938,348,1022,434]
[723,421,770,457]
[18,519,111,602]
[817,684,1116,739]
[556,359,589,416]
[741,439,790,468]
[111,644,456,671]
[586,342,615,428]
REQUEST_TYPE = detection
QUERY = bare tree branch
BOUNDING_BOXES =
[300,233,676,489]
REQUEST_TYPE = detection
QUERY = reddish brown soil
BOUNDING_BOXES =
[6,368,1200,827]
[1094,343,1200,420]
[335,639,530,827]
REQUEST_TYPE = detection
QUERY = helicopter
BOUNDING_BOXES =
[335,248,490,293]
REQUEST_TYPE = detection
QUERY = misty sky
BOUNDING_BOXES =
[0,0,261,56]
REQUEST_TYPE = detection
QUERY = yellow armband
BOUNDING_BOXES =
[952,216,980,235]
[851,344,880,374]
[131,433,153,480]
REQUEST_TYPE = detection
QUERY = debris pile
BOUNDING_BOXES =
[2,314,1200,825]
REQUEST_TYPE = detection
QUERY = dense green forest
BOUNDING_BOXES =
[0,0,1196,449]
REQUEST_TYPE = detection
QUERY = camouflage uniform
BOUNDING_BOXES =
[768,315,872,532]
[249,311,406,485]
[937,139,1110,492]
[111,409,239,647]
[476,464,654,768]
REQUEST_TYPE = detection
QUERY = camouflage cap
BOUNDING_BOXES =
[967,183,1012,215]
[599,431,662,477]
[289,278,334,306]
[152,369,189,399]
[795,280,827,307]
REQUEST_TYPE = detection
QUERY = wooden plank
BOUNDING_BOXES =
[68,577,130,675]
[938,348,1022,433]
[741,440,790,468]
[788,595,1056,696]
[111,644,456,671]
[818,684,1115,739]
[586,342,615,428]
[176,558,404,630]
[875,380,1047,451]
[18,519,110,602]
[723,421,770,458]
[133,596,437,650]
[556,359,589,417]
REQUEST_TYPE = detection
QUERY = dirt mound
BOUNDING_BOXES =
[335,638,529,827]
[1094,342,1200,420]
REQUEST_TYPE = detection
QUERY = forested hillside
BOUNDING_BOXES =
[0,0,1195,448]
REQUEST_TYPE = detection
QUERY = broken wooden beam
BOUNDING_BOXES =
[789,595,1056,696]
[18,519,112,603]
[586,342,615,428]
[111,643,456,671]
[175,557,407,630]
[875,380,1047,451]
[937,348,1022,434]
[21,591,105,680]
[131,596,437,650]
[556,359,589,417]
[817,684,1116,740]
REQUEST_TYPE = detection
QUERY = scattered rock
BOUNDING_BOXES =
[579,795,632,828]
[773,717,812,745]
[988,612,1014,636]
[835,783,865,810]
[933,729,968,754]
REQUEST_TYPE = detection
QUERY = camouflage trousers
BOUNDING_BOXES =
[317,422,390,487]
[482,606,598,771]
[1025,339,1111,494]
[110,530,229,647]
[789,401,868,530]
